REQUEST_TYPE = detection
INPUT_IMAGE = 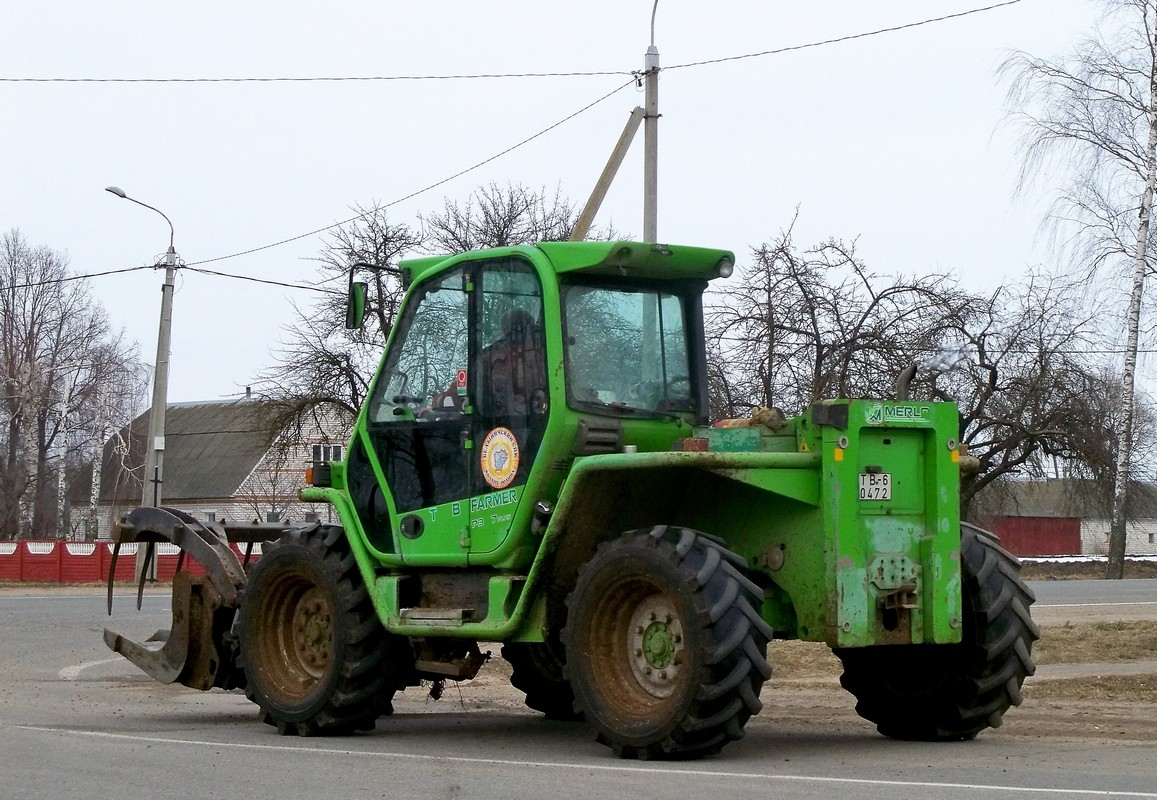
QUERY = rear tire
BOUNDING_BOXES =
[835,523,1039,741]
[239,526,412,736]
[563,526,772,759]
[502,637,582,721]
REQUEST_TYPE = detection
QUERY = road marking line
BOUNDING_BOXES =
[1036,602,1157,609]
[58,657,125,681]
[14,726,1157,798]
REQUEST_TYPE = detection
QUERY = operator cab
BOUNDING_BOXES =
[345,242,731,564]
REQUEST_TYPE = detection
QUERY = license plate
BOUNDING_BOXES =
[858,472,891,501]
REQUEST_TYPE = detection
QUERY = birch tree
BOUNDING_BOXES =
[1003,0,1157,578]
[0,229,143,539]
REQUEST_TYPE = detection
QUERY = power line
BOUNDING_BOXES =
[0,69,631,84]
[0,2,1029,289]
[0,79,636,293]
[0,265,155,292]
[185,77,636,268]
[712,333,1157,356]
[665,1,1027,72]
[172,3,1030,269]
[182,266,338,294]
[0,2,1026,86]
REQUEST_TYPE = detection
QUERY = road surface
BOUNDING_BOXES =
[0,587,1153,800]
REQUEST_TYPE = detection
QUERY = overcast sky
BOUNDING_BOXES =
[1,1,1106,404]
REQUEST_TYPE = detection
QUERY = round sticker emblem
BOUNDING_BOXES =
[480,427,520,489]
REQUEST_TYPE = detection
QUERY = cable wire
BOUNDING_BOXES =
[182,266,339,294]
[0,1,1030,291]
[0,265,155,292]
[665,1,1027,72]
[0,69,631,84]
[184,77,636,267]
[0,79,634,293]
[1,2,1025,84]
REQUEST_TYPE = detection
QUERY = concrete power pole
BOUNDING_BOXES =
[643,30,660,242]
[106,187,178,581]
[142,245,176,511]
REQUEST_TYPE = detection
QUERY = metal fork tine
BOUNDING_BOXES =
[107,542,120,616]
[137,541,155,611]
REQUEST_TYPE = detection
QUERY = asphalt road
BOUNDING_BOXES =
[1,587,1154,800]
[1028,578,1157,624]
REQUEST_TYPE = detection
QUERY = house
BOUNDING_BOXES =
[971,479,1157,557]
[69,399,350,539]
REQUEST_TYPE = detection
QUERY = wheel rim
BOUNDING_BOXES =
[628,595,683,699]
[290,586,332,679]
[587,576,687,713]
[258,571,334,704]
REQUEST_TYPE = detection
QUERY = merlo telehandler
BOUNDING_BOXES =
[105,240,1038,759]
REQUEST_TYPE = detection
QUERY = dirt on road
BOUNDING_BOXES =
[430,620,1157,746]
[1019,559,1157,580]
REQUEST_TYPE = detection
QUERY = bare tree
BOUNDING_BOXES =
[707,221,1132,521]
[234,434,299,523]
[706,217,968,417]
[0,229,143,540]
[257,205,421,423]
[421,182,578,252]
[922,271,1115,516]
[1002,0,1157,577]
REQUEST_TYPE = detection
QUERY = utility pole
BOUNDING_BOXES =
[570,1,661,243]
[106,187,178,580]
[570,107,645,242]
[143,243,176,511]
[643,4,660,243]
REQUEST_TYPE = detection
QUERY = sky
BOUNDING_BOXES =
[0,0,1108,405]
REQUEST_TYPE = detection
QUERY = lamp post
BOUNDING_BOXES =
[104,186,178,514]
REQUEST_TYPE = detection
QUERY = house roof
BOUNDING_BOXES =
[82,400,284,506]
[972,479,1157,520]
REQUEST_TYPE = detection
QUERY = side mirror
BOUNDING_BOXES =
[345,281,368,329]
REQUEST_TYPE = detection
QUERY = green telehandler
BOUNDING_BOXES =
[105,240,1038,759]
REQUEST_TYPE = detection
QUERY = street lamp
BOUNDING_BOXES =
[105,186,178,511]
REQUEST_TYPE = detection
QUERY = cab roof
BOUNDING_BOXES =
[398,241,735,285]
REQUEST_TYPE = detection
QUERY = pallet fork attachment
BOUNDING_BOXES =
[103,507,290,690]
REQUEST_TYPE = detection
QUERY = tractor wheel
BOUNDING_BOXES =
[563,526,772,759]
[239,526,412,736]
[502,637,582,721]
[834,523,1039,741]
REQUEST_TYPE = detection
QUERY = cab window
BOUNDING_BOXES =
[563,284,692,415]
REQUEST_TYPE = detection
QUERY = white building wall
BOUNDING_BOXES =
[1079,518,1157,556]
[231,406,349,525]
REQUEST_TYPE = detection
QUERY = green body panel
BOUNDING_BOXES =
[304,242,964,649]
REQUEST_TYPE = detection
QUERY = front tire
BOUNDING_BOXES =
[239,526,411,735]
[563,526,772,759]
[835,523,1039,741]
[502,637,582,721]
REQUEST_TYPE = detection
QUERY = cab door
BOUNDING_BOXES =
[362,265,473,561]
[467,258,549,555]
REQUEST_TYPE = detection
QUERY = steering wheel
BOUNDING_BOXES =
[665,376,691,395]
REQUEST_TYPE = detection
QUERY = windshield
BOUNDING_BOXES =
[367,267,469,423]
[563,283,692,415]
